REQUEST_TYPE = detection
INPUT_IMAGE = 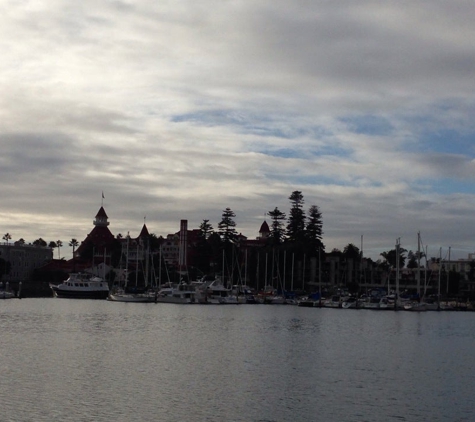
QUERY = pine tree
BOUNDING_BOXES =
[306,205,324,250]
[218,208,237,243]
[199,219,214,240]
[267,207,286,244]
[286,191,306,243]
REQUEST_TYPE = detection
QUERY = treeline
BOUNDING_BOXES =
[185,190,324,286]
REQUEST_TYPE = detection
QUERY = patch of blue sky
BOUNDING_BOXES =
[270,173,383,188]
[415,178,475,195]
[246,125,333,139]
[270,173,337,185]
[339,115,394,136]
[315,144,352,158]
[171,110,240,126]
[407,128,475,155]
[260,148,303,159]
[171,110,332,139]
[258,144,352,160]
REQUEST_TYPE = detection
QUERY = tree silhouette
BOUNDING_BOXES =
[199,219,214,240]
[69,238,79,271]
[57,240,63,259]
[267,207,286,244]
[3,233,11,245]
[286,191,306,243]
[33,238,47,247]
[306,205,324,252]
[218,208,237,243]
[381,248,407,268]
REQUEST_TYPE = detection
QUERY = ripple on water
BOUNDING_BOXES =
[1,300,475,422]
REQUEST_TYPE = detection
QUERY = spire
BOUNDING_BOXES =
[259,220,270,238]
[94,207,110,227]
[138,223,149,238]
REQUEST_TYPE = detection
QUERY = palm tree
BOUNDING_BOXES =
[57,240,63,259]
[48,241,58,261]
[69,238,79,256]
[69,239,79,271]
[3,233,11,245]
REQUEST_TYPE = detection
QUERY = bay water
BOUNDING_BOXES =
[1,299,474,421]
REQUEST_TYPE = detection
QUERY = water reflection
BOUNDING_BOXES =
[1,300,475,421]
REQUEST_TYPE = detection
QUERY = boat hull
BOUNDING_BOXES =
[108,293,155,302]
[0,291,15,299]
[155,296,194,304]
[51,287,109,300]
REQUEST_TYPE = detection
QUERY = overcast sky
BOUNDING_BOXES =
[1,0,475,261]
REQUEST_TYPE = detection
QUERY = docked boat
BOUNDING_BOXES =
[363,296,383,309]
[0,282,17,299]
[202,280,237,304]
[341,296,358,309]
[378,296,391,310]
[0,290,15,299]
[155,284,196,304]
[108,288,156,302]
[297,297,317,307]
[404,301,427,312]
[324,295,343,308]
[50,273,109,299]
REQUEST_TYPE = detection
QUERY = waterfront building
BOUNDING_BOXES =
[0,241,53,283]
[76,206,116,263]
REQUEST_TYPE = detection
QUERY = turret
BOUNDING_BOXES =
[93,207,110,227]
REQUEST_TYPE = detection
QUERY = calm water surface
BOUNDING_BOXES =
[1,299,474,421]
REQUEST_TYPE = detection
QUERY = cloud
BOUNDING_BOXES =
[1,1,475,261]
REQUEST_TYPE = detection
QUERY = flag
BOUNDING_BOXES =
[102,191,105,199]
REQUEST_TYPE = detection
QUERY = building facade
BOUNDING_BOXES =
[0,242,53,283]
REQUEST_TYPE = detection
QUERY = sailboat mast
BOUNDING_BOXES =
[244,248,248,286]
[424,245,428,297]
[417,232,421,297]
[256,252,260,293]
[222,249,225,287]
[291,253,295,292]
[446,246,451,295]
[135,244,139,287]
[145,239,149,288]
[438,247,442,306]
[265,253,268,288]
[395,238,400,310]
[158,243,162,289]
[318,247,321,304]
[125,233,129,288]
[283,250,286,293]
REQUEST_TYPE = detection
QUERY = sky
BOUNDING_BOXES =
[1,0,475,262]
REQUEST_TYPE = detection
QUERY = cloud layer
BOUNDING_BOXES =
[1,0,475,260]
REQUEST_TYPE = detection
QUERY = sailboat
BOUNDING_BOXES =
[109,237,156,303]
